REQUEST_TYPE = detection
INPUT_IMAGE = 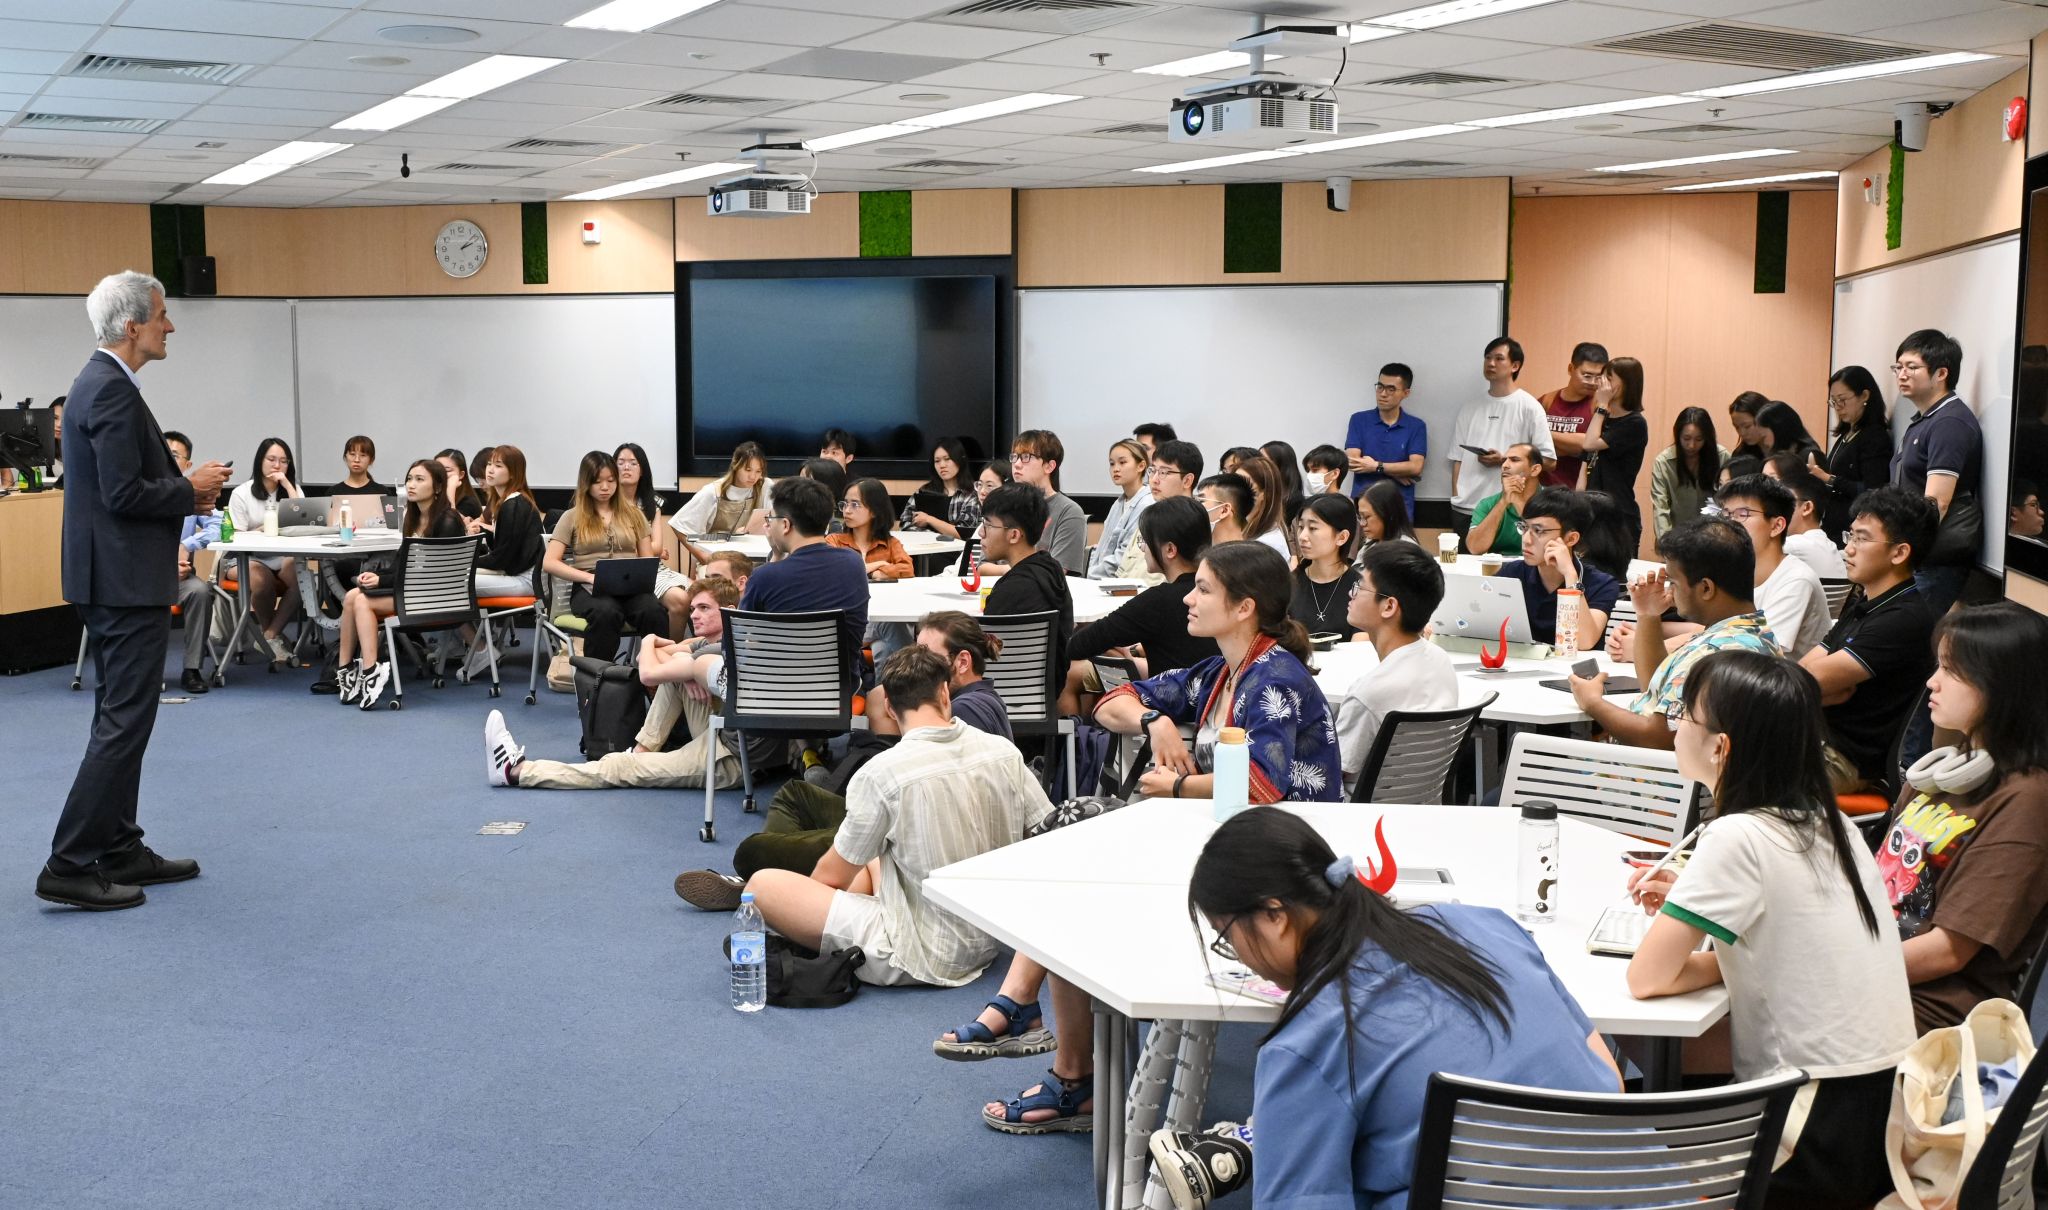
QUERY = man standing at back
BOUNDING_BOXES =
[40,271,231,911]
[1539,340,1608,487]
[1449,337,1554,537]
[1890,328,1981,617]
[1343,362,1427,515]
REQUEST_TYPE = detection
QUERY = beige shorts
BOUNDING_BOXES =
[821,891,922,987]
[653,565,690,600]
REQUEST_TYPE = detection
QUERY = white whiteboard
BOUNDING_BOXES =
[1019,283,1506,499]
[1832,235,2016,573]
[296,295,676,487]
[0,296,294,468]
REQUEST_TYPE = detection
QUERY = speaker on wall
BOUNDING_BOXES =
[182,254,217,297]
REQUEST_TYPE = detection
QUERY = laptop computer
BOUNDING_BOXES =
[592,557,659,596]
[329,494,393,529]
[278,496,333,530]
[1429,576,1536,646]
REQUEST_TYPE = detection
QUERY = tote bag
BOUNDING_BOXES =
[1879,997,2036,1210]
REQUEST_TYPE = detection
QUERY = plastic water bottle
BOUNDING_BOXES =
[730,892,766,1013]
[262,497,279,536]
[1554,588,1583,658]
[219,507,234,542]
[1516,800,1560,925]
[1212,726,1249,823]
[337,500,354,543]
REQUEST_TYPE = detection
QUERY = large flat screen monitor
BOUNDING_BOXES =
[678,257,1011,479]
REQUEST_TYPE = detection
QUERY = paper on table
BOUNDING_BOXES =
[1207,967,1287,1005]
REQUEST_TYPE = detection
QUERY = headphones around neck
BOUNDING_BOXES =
[1903,746,1999,795]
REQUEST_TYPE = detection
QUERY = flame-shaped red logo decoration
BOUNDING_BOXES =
[1477,617,1510,669]
[1358,817,1399,895]
[960,568,982,593]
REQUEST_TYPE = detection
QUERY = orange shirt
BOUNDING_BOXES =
[828,532,912,580]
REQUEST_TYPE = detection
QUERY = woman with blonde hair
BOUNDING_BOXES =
[544,450,666,658]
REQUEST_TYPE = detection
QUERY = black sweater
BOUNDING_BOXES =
[478,494,544,577]
[985,549,1074,671]
[1068,571,1219,675]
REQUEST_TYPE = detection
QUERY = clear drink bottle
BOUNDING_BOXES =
[730,892,766,1013]
[1517,801,1560,924]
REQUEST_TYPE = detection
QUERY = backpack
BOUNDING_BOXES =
[572,655,648,758]
[723,933,866,1008]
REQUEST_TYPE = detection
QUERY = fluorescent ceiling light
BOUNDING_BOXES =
[1466,94,1692,128]
[202,139,348,186]
[1134,51,1266,77]
[910,93,1081,128]
[1665,171,1837,192]
[1295,123,1476,153]
[566,0,720,33]
[1594,148,1795,173]
[1133,149,1297,173]
[408,54,564,101]
[1346,25,1406,44]
[1365,0,1562,31]
[563,160,748,200]
[332,94,459,131]
[808,123,925,151]
[1698,52,1993,98]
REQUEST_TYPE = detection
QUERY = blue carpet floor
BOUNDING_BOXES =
[1,636,1253,1208]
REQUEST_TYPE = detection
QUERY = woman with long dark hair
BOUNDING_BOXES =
[1628,649,1912,1209]
[1649,407,1728,538]
[828,477,912,581]
[1354,479,1417,554]
[225,436,304,663]
[1236,454,1294,559]
[1289,494,1360,639]
[902,437,981,542]
[336,458,466,709]
[1882,601,2048,1033]
[1752,400,1822,464]
[1146,807,1620,1207]
[1726,390,1768,465]
[435,447,481,517]
[1260,439,1307,531]
[544,450,665,659]
[1813,366,1893,539]
[611,442,663,526]
[474,444,542,598]
[1580,355,1649,552]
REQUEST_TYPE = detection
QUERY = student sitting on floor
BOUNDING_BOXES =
[1143,807,1620,1208]
[1627,650,1912,1209]
[485,577,747,792]
[1883,602,2048,1034]
[1569,516,1776,750]
[671,611,1014,910]
[337,459,467,710]
[1499,487,1618,648]
[741,646,1047,988]
[1057,496,1218,716]
[1335,543,1458,794]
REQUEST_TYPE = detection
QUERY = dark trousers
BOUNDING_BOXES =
[50,603,168,875]
[733,781,847,881]
[1450,508,1473,540]
[1766,1068,1896,1209]
[568,584,669,661]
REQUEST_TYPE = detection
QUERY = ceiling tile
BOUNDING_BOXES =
[0,50,72,75]
[604,33,810,72]
[1870,7,2048,51]
[0,19,101,54]
[748,0,957,18]
[37,77,230,105]
[115,0,347,39]
[662,4,892,46]
[85,28,304,65]
[363,0,593,19]
[313,10,553,54]
[903,61,1106,91]
[836,22,1061,59]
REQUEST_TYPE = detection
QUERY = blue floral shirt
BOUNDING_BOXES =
[1103,634,1343,802]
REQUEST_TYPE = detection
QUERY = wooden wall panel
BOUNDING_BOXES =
[673,190,859,261]
[2032,32,2048,160]
[911,188,1012,256]
[0,201,153,295]
[1839,68,2025,277]
[545,199,673,292]
[209,203,528,296]
[1017,178,1508,286]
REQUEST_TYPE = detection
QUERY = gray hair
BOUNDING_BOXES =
[86,270,163,346]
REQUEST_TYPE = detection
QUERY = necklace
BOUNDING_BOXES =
[1305,566,1345,623]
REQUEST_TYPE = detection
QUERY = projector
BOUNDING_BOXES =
[1169,93,1337,145]
[707,173,812,218]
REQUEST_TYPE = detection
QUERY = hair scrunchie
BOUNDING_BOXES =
[1324,855,1356,888]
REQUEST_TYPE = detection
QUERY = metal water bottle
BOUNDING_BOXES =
[1516,800,1560,924]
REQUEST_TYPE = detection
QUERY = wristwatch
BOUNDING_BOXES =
[1140,709,1163,732]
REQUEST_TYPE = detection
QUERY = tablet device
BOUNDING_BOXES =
[1540,674,1641,695]
[1460,443,1494,458]
[592,556,659,596]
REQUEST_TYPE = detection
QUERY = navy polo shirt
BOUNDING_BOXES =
[1893,394,1982,499]
[1344,407,1428,512]
[1500,557,1620,646]
[737,541,870,679]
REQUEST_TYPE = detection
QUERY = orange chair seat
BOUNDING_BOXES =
[1837,792,1890,818]
[219,578,238,591]
[476,596,538,609]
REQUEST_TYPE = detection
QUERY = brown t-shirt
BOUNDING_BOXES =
[549,509,641,573]
[1878,769,2048,1032]
[1538,389,1595,487]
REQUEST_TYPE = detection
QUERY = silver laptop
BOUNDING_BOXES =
[1429,575,1536,646]
[329,494,393,529]
[278,495,334,534]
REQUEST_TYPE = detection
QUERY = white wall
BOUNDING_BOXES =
[1832,234,2016,572]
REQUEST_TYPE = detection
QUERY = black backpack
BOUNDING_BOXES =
[572,655,649,758]
[723,934,865,1008]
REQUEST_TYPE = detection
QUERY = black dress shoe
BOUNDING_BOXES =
[180,669,210,694]
[96,845,199,887]
[36,866,144,911]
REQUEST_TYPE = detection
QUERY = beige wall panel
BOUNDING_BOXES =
[544,198,673,292]
[2012,569,2048,612]
[2032,33,2048,159]
[208,203,532,296]
[0,201,153,295]
[1839,68,2025,277]
[911,188,1012,256]
[673,190,859,261]
[1280,178,1508,281]
[1017,185,1225,286]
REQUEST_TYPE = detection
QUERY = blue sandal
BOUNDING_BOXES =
[934,994,1057,1061]
[982,1069,1094,1135]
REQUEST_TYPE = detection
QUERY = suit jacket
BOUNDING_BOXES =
[61,351,195,607]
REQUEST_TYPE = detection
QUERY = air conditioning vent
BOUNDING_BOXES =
[639,92,788,115]
[18,112,169,134]
[499,137,619,152]
[935,0,1156,35]
[67,53,253,85]
[1595,23,1921,71]
[1085,122,1165,137]
[1613,123,1769,140]
[429,163,529,172]
[0,153,104,168]
[884,159,997,174]
[1368,159,1459,169]
[1369,70,1511,87]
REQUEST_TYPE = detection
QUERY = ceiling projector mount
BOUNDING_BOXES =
[1170,22,1345,146]
[707,135,817,218]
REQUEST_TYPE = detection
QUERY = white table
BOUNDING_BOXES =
[1310,641,1636,728]
[865,574,1126,626]
[692,531,965,571]
[208,531,401,670]
[926,800,1727,1209]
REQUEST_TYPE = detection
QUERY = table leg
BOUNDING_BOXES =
[221,552,254,670]
[1094,1004,1130,1210]
[1123,1021,1177,1205]
[1642,1035,1681,1091]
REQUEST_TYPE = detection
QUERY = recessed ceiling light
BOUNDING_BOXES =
[1697,52,1993,99]
[332,54,565,131]
[378,25,481,44]
[1665,171,1837,191]
[808,93,1079,151]
[1363,0,1562,32]
[1134,51,1272,78]
[563,160,749,200]
[1466,94,1691,128]
[348,55,412,68]
[202,139,351,186]
[566,0,722,33]
[899,92,949,102]
[332,94,460,132]
[1596,148,1795,173]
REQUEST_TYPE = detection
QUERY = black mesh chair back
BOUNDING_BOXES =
[1349,693,1495,804]
[1959,1032,2048,1209]
[717,608,854,734]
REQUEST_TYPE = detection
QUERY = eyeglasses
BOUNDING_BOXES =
[1349,583,1380,601]
[1845,527,1896,547]
[1148,465,1184,479]
[1011,452,1041,466]
[1209,914,1244,962]
[978,518,1014,534]
[765,514,790,526]
[1892,361,1927,375]
[1516,521,1563,539]
[1373,383,1401,394]
[839,499,865,513]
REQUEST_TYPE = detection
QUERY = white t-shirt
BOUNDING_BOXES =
[1754,554,1830,657]
[1449,388,1556,513]
[1663,811,1914,1081]
[1334,638,1459,780]
[1252,527,1291,560]
[1784,528,1847,581]
[671,478,772,535]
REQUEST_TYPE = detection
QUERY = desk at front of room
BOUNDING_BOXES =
[0,489,79,674]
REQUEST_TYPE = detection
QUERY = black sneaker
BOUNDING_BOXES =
[673,869,745,911]
[1148,1125,1252,1210]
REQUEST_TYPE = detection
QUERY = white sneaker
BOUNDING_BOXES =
[357,661,392,710]
[485,709,524,786]
[267,634,294,665]
[338,660,363,705]
[460,641,500,682]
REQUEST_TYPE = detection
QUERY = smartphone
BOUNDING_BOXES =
[1573,657,1598,679]
[1620,849,1663,866]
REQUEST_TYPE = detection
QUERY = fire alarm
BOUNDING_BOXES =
[581,220,601,245]
[2005,96,2027,143]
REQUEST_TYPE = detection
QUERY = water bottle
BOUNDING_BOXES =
[262,497,279,536]
[1516,800,1560,924]
[1554,588,1583,658]
[337,500,354,543]
[219,507,234,542]
[1212,726,1249,823]
[730,892,766,1013]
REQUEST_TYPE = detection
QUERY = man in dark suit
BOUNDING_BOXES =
[38,270,230,911]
